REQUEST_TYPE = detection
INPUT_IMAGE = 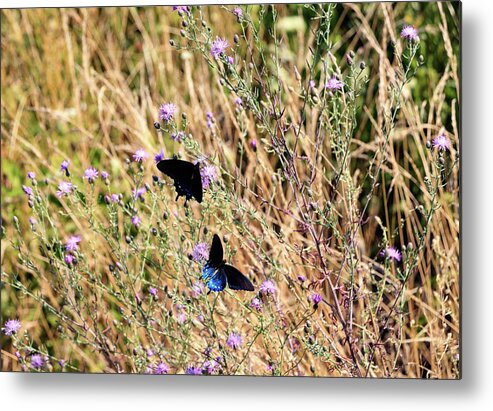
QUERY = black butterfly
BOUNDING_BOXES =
[156,158,203,205]
[201,234,255,292]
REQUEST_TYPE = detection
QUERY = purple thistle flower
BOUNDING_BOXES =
[29,217,37,226]
[172,6,190,13]
[111,194,120,203]
[191,281,205,298]
[250,139,257,151]
[226,332,242,349]
[200,165,219,189]
[100,170,110,181]
[325,76,344,91]
[132,187,146,201]
[234,97,243,106]
[154,149,165,163]
[31,354,44,369]
[83,167,98,183]
[60,160,70,177]
[251,297,262,312]
[64,254,75,266]
[186,365,202,375]
[432,134,451,151]
[154,362,170,374]
[382,246,402,262]
[133,148,149,162]
[158,102,176,122]
[58,359,66,368]
[131,215,141,227]
[401,25,419,42]
[226,56,234,65]
[27,171,36,180]
[191,242,210,263]
[146,349,154,357]
[233,7,243,18]
[56,181,73,197]
[206,112,215,129]
[22,185,33,196]
[149,287,158,296]
[203,359,221,375]
[210,37,229,59]
[311,293,323,305]
[2,319,21,336]
[65,235,81,252]
[260,280,276,295]
[171,131,185,142]
[297,275,306,283]
[309,80,316,89]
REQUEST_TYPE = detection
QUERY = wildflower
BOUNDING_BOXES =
[31,354,44,369]
[233,7,243,18]
[200,165,219,189]
[154,362,170,374]
[206,112,215,129]
[234,97,243,107]
[171,131,185,142]
[65,235,81,252]
[432,133,451,151]
[110,194,120,203]
[309,80,316,89]
[203,359,221,375]
[100,170,110,182]
[149,287,158,296]
[60,160,70,177]
[186,366,202,375]
[29,217,37,227]
[56,181,73,197]
[260,280,276,295]
[83,167,98,183]
[251,297,262,312]
[22,185,33,196]
[191,281,205,298]
[250,139,257,151]
[210,37,229,59]
[325,76,344,91]
[226,332,242,349]
[297,275,306,283]
[58,359,66,368]
[191,242,210,263]
[2,319,21,336]
[133,148,149,162]
[154,149,165,163]
[176,310,187,324]
[64,254,75,266]
[132,187,146,201]
[226,56,234,65]
[382,246,402,262]
[131,215,141,227]
[311,293,323,305]
[158,102,176,122]
[146,349,154,357]
[400,25,419,42]
[172,6,190,13]
[27,171,36,180]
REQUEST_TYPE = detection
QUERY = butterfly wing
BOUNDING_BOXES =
[190,163,203,203]
[156,159,203,203]
[207,234,223,267]
[202,264,227,292]
[224,264,255,291]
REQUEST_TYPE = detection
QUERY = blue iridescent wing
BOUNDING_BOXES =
[202,264,227,292]
[224,264,255,291]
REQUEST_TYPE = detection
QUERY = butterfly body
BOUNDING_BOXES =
[156,158,203,205]
[201,235,254,292]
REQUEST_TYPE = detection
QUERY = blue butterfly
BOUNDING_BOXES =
[201,234,255,292]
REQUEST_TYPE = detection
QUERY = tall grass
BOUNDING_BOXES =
[1,3,460,378]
